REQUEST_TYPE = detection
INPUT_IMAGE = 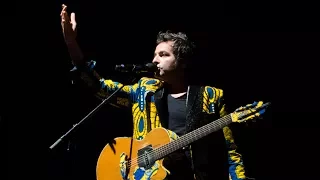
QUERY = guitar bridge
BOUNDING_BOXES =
[137,145,155,169]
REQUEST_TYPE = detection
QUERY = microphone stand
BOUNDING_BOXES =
[49,75,138,150]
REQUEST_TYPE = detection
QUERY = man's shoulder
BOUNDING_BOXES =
[203,85,224,93]
[202,85,224,99]
[136,77,164,91]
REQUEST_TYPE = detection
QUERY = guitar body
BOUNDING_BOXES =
[96,127,172,180]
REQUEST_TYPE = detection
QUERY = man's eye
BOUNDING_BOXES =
[160,52,168,56]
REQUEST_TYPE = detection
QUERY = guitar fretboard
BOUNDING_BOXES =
[154,114,233,160]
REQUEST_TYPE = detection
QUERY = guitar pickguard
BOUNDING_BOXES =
[119,152,162,180]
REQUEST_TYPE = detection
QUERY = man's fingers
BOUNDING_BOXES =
[62,4,67,10]
[60,4,67,16]
[61,11,70,23]
[61,4,67,11]
[60,4,72,24]
[60,4,76,34]
[70,12,77,30]
[70,12,76,23]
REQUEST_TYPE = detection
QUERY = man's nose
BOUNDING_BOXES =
[152,56,159,64]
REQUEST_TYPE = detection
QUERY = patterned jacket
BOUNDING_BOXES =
[74,60,246,180]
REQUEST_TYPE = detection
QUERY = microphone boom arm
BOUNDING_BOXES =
[49,76,137,150]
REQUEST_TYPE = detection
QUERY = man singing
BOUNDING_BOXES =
[60,4,249,180]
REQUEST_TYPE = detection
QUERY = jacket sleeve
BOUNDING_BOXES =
[218,90,246,180]
[71,60,138,109]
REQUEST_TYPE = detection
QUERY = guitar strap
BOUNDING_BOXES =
[153,85,169,129]
[185,85,205,133]
[145,93,151,132]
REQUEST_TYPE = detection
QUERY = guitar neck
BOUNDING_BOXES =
[154,114,233,160]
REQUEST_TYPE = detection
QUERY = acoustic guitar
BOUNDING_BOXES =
[96,101,270,180]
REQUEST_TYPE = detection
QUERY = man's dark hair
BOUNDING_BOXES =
[156,31,196,66]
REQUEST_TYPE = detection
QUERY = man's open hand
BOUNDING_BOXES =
[60,4,77,42]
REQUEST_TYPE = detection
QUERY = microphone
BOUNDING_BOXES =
[115,63,157,73]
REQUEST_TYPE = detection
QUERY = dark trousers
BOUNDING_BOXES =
[163,150,195,180]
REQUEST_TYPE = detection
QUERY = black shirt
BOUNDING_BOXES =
[167,94,187,136]
[163,94,194,180]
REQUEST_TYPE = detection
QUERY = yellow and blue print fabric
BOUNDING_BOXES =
[203,86,246,180]
[86,61,246,180]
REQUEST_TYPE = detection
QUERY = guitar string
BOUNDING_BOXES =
[126,115,232,168]
[127,115,230,168]
[126,105,256,168]
[127,115,231,167]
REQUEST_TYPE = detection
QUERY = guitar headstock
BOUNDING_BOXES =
[231,101,271,123]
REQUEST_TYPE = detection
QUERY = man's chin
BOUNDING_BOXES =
[154,74,162,79]
[154,72,165,81]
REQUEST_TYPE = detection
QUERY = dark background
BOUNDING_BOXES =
[5,1,319,180]
[47,2,318,180]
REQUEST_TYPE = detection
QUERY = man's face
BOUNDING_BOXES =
[152,41,179,80]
